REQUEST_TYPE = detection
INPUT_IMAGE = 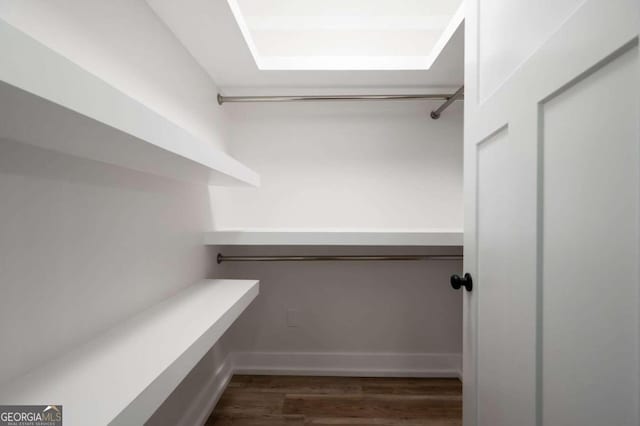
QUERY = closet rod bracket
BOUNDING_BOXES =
[430,86,464,119]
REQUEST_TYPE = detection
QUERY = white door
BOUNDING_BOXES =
[463,1,640,425]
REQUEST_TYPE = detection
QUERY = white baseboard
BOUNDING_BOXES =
[177,355,234,426]
[232,351,462,379]
[178,351,462,425]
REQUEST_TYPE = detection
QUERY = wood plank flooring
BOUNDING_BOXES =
[206,375,462,426]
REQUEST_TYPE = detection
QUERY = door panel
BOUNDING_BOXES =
[541,46,639,426]
[464,1,640,425]
[477,127,535,426]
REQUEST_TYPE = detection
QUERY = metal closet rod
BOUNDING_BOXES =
[217,253,463,264]
[217,86,464,119]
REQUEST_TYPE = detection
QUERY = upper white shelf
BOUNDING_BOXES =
[0,279,259,425]
[205,229,463,246]
[0,20,259,186]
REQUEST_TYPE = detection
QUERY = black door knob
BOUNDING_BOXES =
[450,273,473,292]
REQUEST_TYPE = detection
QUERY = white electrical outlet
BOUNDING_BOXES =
[286,308,299,327]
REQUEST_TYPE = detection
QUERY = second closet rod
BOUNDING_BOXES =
[217,253,462,264]
[217,86,464,118]
[217,93,458,104]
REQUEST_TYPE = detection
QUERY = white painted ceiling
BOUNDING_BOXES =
[146,0,464,90]
[226,0,463,70]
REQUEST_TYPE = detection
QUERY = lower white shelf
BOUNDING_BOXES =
[0,279,259,425]
[205,229,463,246]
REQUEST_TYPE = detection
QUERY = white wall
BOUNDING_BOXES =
[0,0,230,152]
[0,140,215,384]
[210,100,463,230]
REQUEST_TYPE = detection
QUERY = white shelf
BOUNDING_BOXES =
[205,229,463,246]
[0,20,259,186]
[0,279,259,425]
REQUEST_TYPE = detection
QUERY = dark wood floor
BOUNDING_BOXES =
[206,375,462,426]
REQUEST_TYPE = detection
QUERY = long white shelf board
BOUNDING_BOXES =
[205,229,463,246]
[0,19,259,187]
[0,279,259,425]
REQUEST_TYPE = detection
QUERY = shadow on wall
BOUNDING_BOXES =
[214,245,463,363]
